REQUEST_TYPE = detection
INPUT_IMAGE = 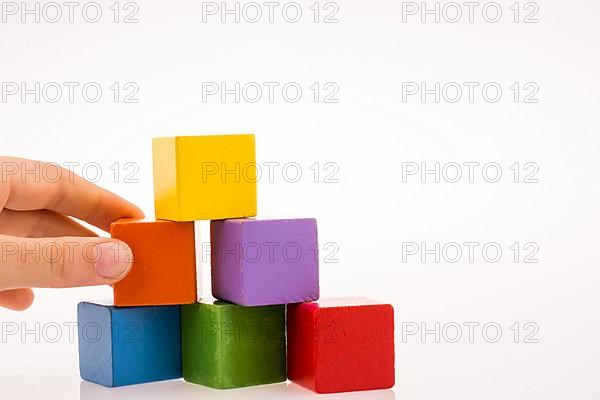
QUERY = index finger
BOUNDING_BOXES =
[0,157,144,232]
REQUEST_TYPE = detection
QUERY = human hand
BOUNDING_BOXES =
[0,157,144,311]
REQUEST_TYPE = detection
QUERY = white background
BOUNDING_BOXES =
[1,0,599,398]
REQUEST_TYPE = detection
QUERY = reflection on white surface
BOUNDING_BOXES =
[80,380,396,400]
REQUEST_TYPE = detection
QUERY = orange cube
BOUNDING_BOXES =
[111,219,197,306]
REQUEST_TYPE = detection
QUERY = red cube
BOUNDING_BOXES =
[287,298,395,393]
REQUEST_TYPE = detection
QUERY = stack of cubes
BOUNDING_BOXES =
[77,134,395,393]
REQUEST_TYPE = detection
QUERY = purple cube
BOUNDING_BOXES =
[211,218,319,306]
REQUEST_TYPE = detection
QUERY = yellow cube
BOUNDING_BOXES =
[153,134,257,221]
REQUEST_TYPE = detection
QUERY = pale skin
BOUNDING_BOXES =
[0,157,144,311]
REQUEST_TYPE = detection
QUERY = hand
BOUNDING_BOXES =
[0,157,144,311]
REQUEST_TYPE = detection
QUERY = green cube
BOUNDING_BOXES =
[181,300,286,389]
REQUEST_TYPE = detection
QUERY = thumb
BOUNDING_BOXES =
[0,234,133,290]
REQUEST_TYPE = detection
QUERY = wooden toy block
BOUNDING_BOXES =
[77,302,181,387]
[287,298,395,393]
[181,300,286,389]
[152,134,257,221]
[211,218,319,306]
[111,219,197,306]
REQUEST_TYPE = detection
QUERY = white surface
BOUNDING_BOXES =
[1,0,600,398]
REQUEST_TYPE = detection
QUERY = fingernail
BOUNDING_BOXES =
[95,242,133,279]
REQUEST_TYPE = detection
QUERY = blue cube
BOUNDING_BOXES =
[77,302,182,387]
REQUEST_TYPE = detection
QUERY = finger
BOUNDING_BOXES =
[0,288,34,311]
[0,209,97,238]
[0,234,133,291]
[0,157,144,232]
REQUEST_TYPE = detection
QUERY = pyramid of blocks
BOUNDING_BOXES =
[77,134,395,393]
